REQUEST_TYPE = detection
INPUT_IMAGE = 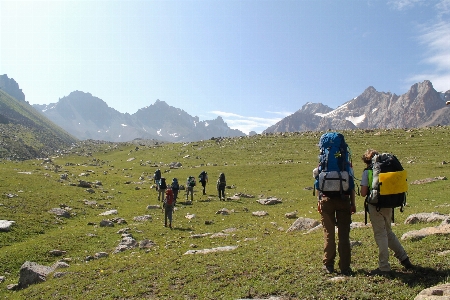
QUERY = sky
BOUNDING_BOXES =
[1,0,450,134]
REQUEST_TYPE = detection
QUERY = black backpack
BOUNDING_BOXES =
[365,153,407,223]
[199,171,206,182]
[154,169,161,181]
[159,177,167,189]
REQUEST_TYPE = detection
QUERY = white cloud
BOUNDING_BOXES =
[407,20,450,92]
[388,0,426,10]
[209,110,292,134]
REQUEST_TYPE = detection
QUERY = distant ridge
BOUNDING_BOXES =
[263,80,450,133]
[34,93,246,142]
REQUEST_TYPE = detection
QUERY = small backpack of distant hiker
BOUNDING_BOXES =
[159,177,167,189]
[171,178,179,190]
[199,171,206,182]
[188,176,196,187]
[314,132,354,197]
[164,188,174,207]
[366,153,407,211]
[218,173,226,187]
[154,169,161,181]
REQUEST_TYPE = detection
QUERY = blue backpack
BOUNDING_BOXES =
[314,132,354,196]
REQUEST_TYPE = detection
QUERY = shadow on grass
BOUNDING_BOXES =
[353,266,450,288]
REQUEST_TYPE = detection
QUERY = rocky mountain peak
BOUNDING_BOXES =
[0,74,25,102]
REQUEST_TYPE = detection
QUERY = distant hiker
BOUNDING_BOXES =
[217,172,226,201]
[186,176,196,202]
[313,132,356,276]
[163,188,175,228]
[158,177,167,202]
[198,171,208,195]
[154,168,162,190]
[360,149,413,275]
[171,178,180,205]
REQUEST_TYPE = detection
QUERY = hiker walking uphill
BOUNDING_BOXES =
[163,188,175,228]
[154,169,161,189]
[157,177,167,202]
[360,149,413,275]
[186,176,196,202]
[217,172,226,201]
[313,132,356,276]
[171,178,179,205]
[198,171,208,195]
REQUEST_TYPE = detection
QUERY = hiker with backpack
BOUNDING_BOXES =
[186,176,196,202]
[360,149,413,275]
[313,132,356,276]
[217,172,226,201]
[157,177,167,202]
[171,178,179,205]
[154,168,161,191]
[198,171,208,195]
[163,188,175,228]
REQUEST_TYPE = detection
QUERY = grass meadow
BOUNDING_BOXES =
[0,127,449,299]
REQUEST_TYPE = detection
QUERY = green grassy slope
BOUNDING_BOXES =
[0,90,78,160]
[0,128,449,299]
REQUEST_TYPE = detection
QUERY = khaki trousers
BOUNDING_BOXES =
[368,205,408,271]
[320,195,352,271]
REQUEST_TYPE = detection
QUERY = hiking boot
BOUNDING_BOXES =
[400,257,413,269]
[340,269,353,276]
[322,265,334,274]
[369,268,390,276]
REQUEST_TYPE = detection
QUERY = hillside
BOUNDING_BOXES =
[0,90,78,160]
[0,127,449,299]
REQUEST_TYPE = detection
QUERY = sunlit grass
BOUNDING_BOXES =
[0,127,449,299]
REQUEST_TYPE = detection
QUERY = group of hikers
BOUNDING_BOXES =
[149,131,415,277]
[314,132,413,276]
[152,169,226,229]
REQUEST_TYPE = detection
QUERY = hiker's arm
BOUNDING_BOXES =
[360,186,369,197]
[350,190,356,214]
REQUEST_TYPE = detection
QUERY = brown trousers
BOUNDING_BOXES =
[320,195,352,271]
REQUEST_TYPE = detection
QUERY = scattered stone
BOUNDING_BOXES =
[257,197,282,205]
[184,245,238,255]
[404,212,449,224]
[94,252,109,259]
[17,261,53,289]
[411,176,447,185]
[350,222,371,229]
[205,220,214,225]
[133,215,152,222]
[190,233,212,238]
[83,200,97,206]
[139,239,157,249]
[210,232,229,238]
[286,217,320,232]
[0,220,15,232]
[0,276,5,283]
[78,180,92,188]
[252,211,269,217]
[99,210,118,216]
[147,205,161,209]
[401,223,450,241]
[415,283,450,299]
[185,213,196,219]
[438,250,450,256]
[49,250,66,257]
[285,211,298,219]
[216,208,231,215]
[99,220,114,227]
[48,208,70,218]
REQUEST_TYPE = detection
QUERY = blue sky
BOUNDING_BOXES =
[1,0,449,134]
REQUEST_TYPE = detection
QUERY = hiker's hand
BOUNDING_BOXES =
[350,204,356,214]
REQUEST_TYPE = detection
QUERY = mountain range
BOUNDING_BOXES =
[1,74,450,149]
[264,80,450,133]
[33,91,246,143]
